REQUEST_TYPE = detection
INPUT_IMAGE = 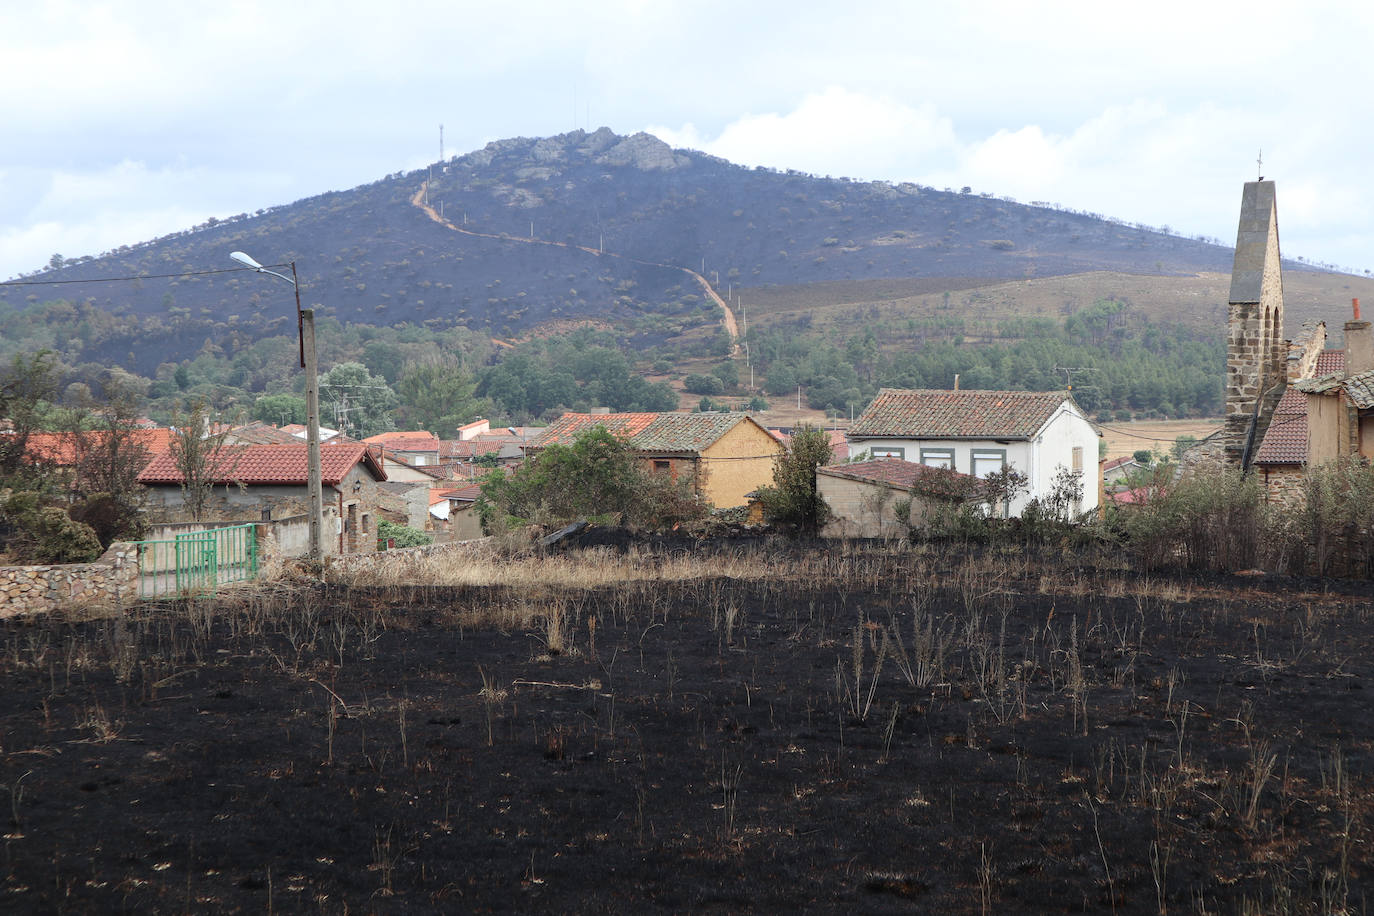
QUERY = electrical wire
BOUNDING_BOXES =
[1091,421,1223,442]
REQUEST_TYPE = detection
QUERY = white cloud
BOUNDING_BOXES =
[5,1,1374,278]
[650,88,959,179]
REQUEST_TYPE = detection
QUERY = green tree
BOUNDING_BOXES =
[320,362,397,438]
[684,373,724,395]
[252,393,307,426]
[756,424,832,535]
[711,360,739,389]
[0,350,59,489]
[168,399,234,522]
[479,426,704,530]
[394,360,485,435]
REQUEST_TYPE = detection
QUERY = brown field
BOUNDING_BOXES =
[740,270,1374,340]
[1098,418,1222,461]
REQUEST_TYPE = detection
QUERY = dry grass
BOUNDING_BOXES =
[1100,418,1222,460]
[744,270,1374,339]
[325,542,778,591]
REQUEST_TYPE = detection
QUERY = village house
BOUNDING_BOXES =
[816,458,974,539]
[846,388,1102,517]
[427,483,485,541]
[1290,305,1374,464]
[529,412,783,508]
[441,419,539,474]
[137,440,387,556]
[363,431,441,467]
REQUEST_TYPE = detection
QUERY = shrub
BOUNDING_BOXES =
[1116,468,1263,572]
[0,492,102,564]
[70,492,147,548]
[683,373,725,395]
[479,426,707,532]
[378,519,433,549]
[1293,457,1374,577]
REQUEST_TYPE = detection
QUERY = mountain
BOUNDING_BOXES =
[5,127,1281,375]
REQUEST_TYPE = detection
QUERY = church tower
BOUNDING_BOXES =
[1224,180,1286,465]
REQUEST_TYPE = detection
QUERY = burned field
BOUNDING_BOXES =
[1,542,1372,913]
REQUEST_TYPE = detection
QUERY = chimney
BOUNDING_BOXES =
[1345,298,1373,376]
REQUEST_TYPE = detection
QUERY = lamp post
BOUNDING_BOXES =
[230,251,324,566]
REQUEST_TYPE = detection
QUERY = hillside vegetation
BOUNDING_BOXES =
[3,128,1371,427]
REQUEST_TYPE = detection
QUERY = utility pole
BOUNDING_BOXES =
[230,251,324,567]
[301,306,324,565]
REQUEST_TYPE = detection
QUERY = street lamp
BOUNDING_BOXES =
[230,251,324,566]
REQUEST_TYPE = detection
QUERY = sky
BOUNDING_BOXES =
[4,0,1374,281]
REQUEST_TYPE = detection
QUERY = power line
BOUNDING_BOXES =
[1092,421,1222,442]
[0,265,286,287]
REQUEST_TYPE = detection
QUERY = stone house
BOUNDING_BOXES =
[816,458,973,539]
[846,388,1102,517]
[529,412,783,508]
[137,441,387,556]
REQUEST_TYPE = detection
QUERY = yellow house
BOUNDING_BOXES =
[530,412,783,508]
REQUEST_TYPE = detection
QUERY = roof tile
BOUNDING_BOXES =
[818,458,970,488]
[138,441,384,486]
[531,412,767,454]
[849,389,1074,439]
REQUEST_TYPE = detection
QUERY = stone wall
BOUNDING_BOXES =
[0,542,139,618]
[1260,465,1306,505]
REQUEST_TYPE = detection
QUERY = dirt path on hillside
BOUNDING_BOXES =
[411,183,739,352]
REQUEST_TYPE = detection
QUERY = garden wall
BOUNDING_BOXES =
[0,542,139,618]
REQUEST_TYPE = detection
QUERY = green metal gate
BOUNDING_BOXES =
[132,524,258,598]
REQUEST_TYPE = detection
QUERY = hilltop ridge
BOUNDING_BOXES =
[5,128,1268,373]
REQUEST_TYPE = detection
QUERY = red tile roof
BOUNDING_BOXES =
[441,433,531,458]
[1255,349,1348,466]
[849,389,1074,439]
[530,413,658,448]
[443,484,484,503]
[1316,349,1346,375]
[363,431,441,452]
[532,412,774,455]
[818,458,970,488]
[23,429,174,465]
[138,441,385,486]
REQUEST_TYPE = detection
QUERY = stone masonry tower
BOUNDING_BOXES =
[1225,180,1286,464]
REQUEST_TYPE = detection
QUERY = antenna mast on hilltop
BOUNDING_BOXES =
[1257,148,1263,182]
[440,124,444,163]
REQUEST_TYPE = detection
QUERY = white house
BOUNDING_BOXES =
[846,388,1102,517]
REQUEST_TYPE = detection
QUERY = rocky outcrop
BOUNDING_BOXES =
[595,132,688,171]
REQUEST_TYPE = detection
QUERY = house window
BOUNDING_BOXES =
[361,513,370,534]
[653,460,671,474]
[1072,446,1084,472]
[970,449,1007,479]
[871,446,906,460]
[919,448,954,469]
